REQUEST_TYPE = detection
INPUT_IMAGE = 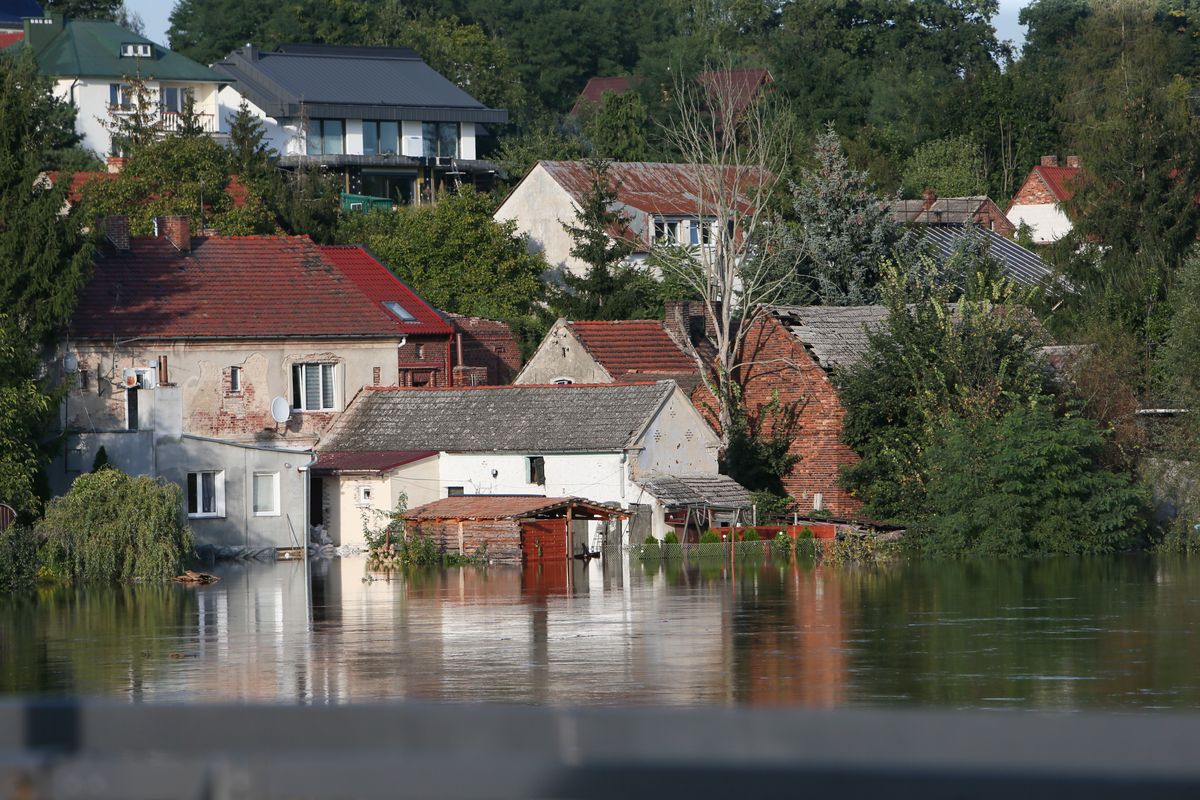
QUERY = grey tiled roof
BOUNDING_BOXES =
[918,224,1052,287]
[639,474,753,509]
[321,382,676,454]
[765,305,890,370]
[889,197,990,225]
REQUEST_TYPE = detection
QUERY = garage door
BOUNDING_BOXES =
[521,519,568,562]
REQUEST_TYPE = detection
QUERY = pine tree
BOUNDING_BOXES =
[582,91,650,162]
[103,71,161,156]
[172,90,207,139]
[550,159,665,320]
[226,98,276,188]
[784,124,909,306]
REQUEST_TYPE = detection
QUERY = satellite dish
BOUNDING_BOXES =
[270,396,291,424]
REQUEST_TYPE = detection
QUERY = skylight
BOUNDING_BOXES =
[384,301,416,322]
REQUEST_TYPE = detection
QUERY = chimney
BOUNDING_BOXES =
[105,156,127,174]
[921,187,938,211]
[1040,155,1059,168]
[154,215,191,252]
[103,215,129,251]
[23,15,64,53]
[1066,155,1081,169]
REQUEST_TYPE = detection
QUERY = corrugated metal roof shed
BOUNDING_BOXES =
[320,382,679,454]
[639,474,753,509]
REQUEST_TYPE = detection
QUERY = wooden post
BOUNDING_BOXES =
[565,504,574,591]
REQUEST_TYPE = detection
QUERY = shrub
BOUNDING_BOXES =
[38,469,193,582]
[740,527,760,542]
[0,525,39,593]
[638,534,662,562]
[699,529,721,544]
[798,526,815,539]
[662,531,679,545]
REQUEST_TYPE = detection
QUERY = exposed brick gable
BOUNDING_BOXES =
[736,314,862,516]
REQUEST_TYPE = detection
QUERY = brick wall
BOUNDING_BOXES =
[736,314,863,516]
[414,519,523,562]
[398,335,450,387]
[191,364,334,440]
[974,200,1016,237]
[450,316,521,385]
[1010,171,1057,206]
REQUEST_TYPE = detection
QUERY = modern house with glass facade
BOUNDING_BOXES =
[213,43,508,205]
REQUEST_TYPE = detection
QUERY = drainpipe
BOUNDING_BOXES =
[446,333,454,386]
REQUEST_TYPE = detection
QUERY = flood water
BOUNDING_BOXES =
[3,552,1200,708]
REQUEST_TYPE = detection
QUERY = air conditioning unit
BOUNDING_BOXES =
[122,367,157,389]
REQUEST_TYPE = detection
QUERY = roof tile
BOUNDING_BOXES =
[569,320,697,377]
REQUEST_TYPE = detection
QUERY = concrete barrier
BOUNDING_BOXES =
[2,700,1200,798]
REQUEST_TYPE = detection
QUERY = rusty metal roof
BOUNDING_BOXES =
[406,495,626,521]
[310,450,437,474]
[539,161,764,218]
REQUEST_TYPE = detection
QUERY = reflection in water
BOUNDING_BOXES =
[3,553,1200,708]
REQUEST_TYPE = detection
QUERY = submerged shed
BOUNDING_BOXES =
[638,474,754,540]
[404,495,627,562]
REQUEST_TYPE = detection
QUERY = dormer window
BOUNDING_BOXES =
[653,217,680,245]
[383,301,415,322]
[121,42,152,58]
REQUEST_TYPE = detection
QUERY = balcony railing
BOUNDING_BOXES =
[105,107,220,135]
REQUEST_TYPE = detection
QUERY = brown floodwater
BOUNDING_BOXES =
[3,552,1200,708]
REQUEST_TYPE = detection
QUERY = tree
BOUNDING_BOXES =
[337,188,546,320]
[494,118,586,185]
[80,135,275,236]
[901,135,987,198]
[838,262,1052,522]
[172,91,208,139]
[581,90,649,161]
[226,99,276,189]
[548,159,669,320]
[652,66,798,444]
[784,124,909,306]
[913,404,1147,557]
[38,469,194,583]
[102,71,162,156]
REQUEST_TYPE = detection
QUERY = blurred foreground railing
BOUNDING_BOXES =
[3,700,1200,799]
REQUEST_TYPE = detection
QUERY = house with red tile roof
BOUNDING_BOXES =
[514,318,702,389]
[1006,155,1082,244]
[49,217,493,553]
[494,160,764,279]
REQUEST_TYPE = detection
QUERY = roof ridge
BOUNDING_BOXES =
[365,381,669,392]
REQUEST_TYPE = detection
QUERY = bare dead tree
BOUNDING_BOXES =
[652,65,798,446]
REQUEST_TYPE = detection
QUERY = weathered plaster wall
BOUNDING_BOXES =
[493,164,586,278]
[632,389,720,481]
[59,338,402,448]
[326,456,440,547]
[512,323,610,385]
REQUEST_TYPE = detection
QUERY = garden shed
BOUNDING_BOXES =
[638,474,753,543]
[403,495,627,563]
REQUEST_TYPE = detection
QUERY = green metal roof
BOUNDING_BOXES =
[31,18,223,82]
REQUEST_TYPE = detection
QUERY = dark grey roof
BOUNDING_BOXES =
[320,382,676,454]
[918,224,1051,287]
[1,0,41,26]
[639,474,753,509]
[212,44,508,124]
[765,305,890,370]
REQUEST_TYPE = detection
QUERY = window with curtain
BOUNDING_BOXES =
[186,471,224,517]
[291,363,335,411]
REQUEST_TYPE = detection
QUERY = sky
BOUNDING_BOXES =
[127,0,1032,55]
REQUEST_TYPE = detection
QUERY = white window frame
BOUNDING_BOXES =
[652,217,681,245]
[186,470,225,518]
[291,362,336,412]
[252,472,280,517]
[355,484,373,507]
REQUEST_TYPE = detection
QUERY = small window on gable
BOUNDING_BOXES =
[229,366,241,393]
[415,343,425,360]
[384,301,416,322]
[121,42,152,58]
[527,456,546,486]
[356,485,373,507]
[447,486,464,497]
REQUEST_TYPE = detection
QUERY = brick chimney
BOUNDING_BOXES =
[921,187,938,211]
[103,215,129,251]
[1040,155,1059,168]
[105,156,127,174]
[1065,155,1081,169]
[664,300,718,347]
[154,215,191,252]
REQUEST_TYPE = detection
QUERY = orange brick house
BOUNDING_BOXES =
[1006,155,1082,244]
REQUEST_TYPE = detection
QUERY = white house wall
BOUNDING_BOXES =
[1006,203,1073,245]
[494,163,589,278]
[325,456,441,548]
[218,87,299,155]
[632,389,720,480]
[59,77,223,157]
